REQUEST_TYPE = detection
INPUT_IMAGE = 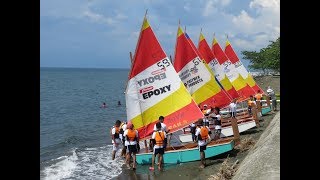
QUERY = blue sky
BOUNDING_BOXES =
[40,0,279,70]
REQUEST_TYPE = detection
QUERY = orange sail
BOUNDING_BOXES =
[212,37,255,98]
[126,16,203,140]
[225,39,264,93]
[198,32,239,100]
[173,26,231,108]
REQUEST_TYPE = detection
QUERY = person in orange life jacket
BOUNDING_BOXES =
[150,116,170,151]
[149,122,167,171]
[120,121,127,158]
[195,118,210,168]
[209,107,222,140]
[254,90,263,106]
[228,99,237,118]
[247,95,256,115]
[123,121,139,170]
[110,120,123,160]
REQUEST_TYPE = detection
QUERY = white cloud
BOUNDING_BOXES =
[83,10,116,25]
[184,3,191,12]
[202,0,216,17]
[221,0,231,6]
[232,10,254,30]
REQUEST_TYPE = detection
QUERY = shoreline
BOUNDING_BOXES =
[112,109,280,180]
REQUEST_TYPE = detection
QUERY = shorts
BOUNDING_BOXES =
[127,144,138,153]
[112,139,122,151]
[199,145,207,152]
[153,147,164,155]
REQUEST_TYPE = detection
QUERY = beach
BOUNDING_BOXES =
[113,75,280,180]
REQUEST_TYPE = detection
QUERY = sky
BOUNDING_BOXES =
[40,0,280,70]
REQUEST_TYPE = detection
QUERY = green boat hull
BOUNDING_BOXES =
[261,106,271,115]
[136,140,234,164]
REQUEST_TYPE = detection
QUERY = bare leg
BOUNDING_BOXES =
[132,152,136,169]
[112,150,116,160]
[200,151,205,168]
[150,153,155,170]
[158,154,163,171]
[126,152,131,168]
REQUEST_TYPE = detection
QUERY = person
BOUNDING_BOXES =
[153,116,169,133]
[101,102,107,108]
[110,120,123,160]
[247,95,256,115]
[118,101,121,106]
[229,99,237,118]
[209,107,222,140]
[202,104,211,115]
[266,86,277,111]
[149,122,167,171]
[123,121,139,170]
[195,118,210,168]
[254,90,263,106]
[151,116,170,150]
[120,121,127,158]
[189,122,197,142]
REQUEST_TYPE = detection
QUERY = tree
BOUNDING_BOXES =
[241,37,280,74]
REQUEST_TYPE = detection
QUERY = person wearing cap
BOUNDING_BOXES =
[123,121,139,170]
[266,86,277,111]
[149,122,167,171]
[110,120,123,160]
[209,107,222,140]
[229,99,237,118]
[195,118,210,168]
[120,121,127,158]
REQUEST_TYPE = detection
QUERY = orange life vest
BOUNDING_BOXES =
[255,93,262,100]
[155,131,165,146]
[248,100,254,107]
[200,127,209,140]
[202,109,207,114]
[126,129,137,141]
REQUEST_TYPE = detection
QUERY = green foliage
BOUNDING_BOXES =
[241,37,280,74]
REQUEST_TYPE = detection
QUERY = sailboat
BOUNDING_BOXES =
[126,13,234,165]
[224,39,271,115]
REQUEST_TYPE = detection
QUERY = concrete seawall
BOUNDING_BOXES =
[232,112,280,180]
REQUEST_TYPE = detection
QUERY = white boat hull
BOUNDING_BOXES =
[179,120,256,143]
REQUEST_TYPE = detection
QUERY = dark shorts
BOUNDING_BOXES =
[199,145,207,152]
[127,144,138,153]
[154,147,164,155]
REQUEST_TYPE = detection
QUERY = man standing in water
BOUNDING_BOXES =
[149,122,167,171]
[123,122,139,170]
[195,118,210,168]
[110,120,123,160]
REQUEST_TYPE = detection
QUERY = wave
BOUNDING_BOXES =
[40,145,125,180]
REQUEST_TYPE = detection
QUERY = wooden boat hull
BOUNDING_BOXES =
[136,138,234,164]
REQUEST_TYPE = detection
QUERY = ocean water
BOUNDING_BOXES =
[40,67,129,179]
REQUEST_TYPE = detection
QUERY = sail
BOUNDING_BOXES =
[212,37,255,98]
[225,39,264,93]
[126,17,203,140]
[198,32,239,100]
[173,26,231,108]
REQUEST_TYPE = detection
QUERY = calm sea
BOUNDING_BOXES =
[40,67,129,179]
